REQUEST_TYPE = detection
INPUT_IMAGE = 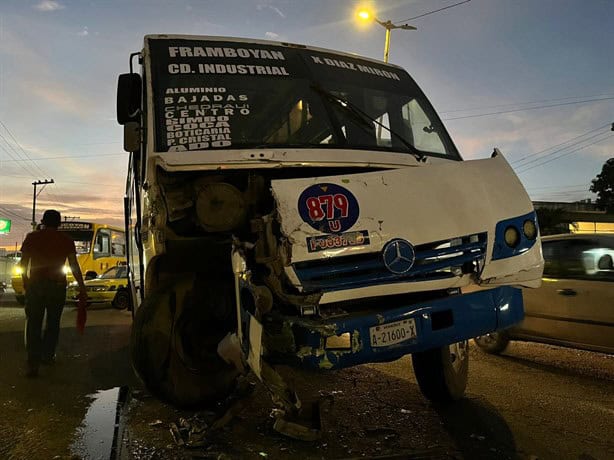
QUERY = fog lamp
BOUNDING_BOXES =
[504,226,520,248]
[523,219,537,240]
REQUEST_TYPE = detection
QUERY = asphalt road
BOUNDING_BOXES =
[0,290,612,460]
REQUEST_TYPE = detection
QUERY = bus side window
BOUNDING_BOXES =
[111,230,126,257]
[94,229,111,258]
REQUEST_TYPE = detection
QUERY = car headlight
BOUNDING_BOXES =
[504,226,521,248]
[523,219,537,240]
[13,266,23,275]
[63,266,72,275]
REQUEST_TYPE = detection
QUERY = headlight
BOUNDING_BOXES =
[493,211,539,260]
[63,266,72,275]
[504,226,521,248]
[13,266,23,275]
[523,219,537,240]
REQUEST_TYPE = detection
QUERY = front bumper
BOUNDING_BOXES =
[66,289,115,304]
[265,286,523,370]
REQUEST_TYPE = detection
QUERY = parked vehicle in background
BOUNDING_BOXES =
[11,221,126,305]
[67,265,130,310]
[117,35,544,417]
[475,233,614,355]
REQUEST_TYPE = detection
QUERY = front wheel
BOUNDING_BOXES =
[131,276,239,407]
[112,289,131,310]
[474,331,510,354]
[412,340,469,403]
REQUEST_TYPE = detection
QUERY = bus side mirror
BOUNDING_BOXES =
[124,122,141,152]
[117,73,142,125]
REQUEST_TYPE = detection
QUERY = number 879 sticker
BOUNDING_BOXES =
[298,183,360,234]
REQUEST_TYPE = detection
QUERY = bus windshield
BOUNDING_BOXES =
[64,230,94,254]
[148,38,460,159]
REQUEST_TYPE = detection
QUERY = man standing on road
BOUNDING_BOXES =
[19,210,87,378]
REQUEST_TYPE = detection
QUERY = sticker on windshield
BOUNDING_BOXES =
[164,87,250,152]
[298,183,359,234]
[307,230,370,253]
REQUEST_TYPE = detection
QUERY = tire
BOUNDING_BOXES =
[474,331,510,354]
[15,295,26,305]
[131,276,239,407]
[112,289,131,310]
[412,340,469,403]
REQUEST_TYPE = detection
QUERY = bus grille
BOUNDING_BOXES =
[293,233,487,292]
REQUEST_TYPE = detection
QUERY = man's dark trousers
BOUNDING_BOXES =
[25,280,67,366]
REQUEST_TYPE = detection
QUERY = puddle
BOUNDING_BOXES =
[71,386,129,460]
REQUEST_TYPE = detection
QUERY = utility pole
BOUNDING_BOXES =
[31,179,54,229]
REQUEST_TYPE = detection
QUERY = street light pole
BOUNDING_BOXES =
[357,10,416,63]
[371,18,417,63]
[31,179,54,230]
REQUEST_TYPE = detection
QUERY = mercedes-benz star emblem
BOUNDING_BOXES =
[382,239,416,274]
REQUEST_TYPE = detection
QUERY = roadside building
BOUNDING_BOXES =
[533,200,614,234]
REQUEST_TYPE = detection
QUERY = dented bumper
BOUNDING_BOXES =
[265,286,523,370]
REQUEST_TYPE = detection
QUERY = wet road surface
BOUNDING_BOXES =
[0,290,612,459]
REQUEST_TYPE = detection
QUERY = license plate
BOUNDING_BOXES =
[370,318,417,348]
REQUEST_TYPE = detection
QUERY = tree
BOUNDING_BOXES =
[590,158,614,213]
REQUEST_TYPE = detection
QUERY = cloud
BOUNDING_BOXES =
[34,1,64,12]
[257,4,285,18]
[78,27,89,37]
[28,84,91,117]
[265,32,280,40]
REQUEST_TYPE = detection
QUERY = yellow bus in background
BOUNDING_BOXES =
[11,221,126,304]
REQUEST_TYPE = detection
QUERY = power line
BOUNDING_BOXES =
[515,131,612,172]
[394,0,471,24]
[442,96,614,121]
[0,121,50,179]
[440,94,614,114]
[0,120,63,204]
[525,184,589,190]
[0,206,30,221]
[0,133,41,178]
[0,153,124,162]
[516,133,614,175]
[511,123,611,165]
[0,173,122,188]
[513,131,609,169]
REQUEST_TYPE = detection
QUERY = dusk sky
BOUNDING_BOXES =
[1,0,613,249]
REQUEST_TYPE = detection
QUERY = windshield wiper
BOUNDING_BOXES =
[310,84,426,162]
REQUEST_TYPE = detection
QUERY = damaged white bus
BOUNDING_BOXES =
[117,35,543,430]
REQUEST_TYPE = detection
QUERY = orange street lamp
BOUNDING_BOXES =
[357,9,416,63]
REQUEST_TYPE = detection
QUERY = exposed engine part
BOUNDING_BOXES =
[196,182,247,232]
[251,215,278,263]
[163,188,193,222]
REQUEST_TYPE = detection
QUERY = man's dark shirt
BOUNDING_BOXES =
[20,228,76,285]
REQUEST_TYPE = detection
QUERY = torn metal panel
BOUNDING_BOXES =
[271,151,533,264]
[246,312,263,379]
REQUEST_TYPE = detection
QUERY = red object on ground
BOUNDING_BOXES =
[76,298,87,334]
